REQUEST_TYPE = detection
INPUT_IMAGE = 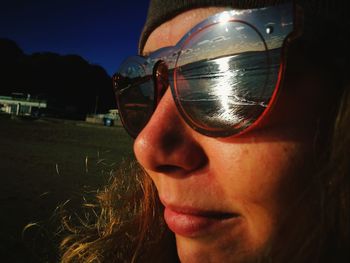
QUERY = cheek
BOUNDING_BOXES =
[207,141,310,241]
[211,141,306,196]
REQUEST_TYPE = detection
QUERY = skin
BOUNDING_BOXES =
[134,8,331,263]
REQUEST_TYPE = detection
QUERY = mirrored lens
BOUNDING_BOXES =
[115,58,155,137]
[174,21,281,136]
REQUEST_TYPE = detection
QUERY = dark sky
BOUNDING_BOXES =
[0,0,150,76]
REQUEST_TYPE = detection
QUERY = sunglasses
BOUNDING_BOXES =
[113,2,299,138]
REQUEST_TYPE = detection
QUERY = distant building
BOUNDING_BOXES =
[0,93,47,116]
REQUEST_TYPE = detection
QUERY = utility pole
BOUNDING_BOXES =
[94,95,99,115]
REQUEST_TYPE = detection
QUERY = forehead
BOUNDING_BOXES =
[143,7,227,55]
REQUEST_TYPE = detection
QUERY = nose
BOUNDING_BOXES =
[133,89,207,176]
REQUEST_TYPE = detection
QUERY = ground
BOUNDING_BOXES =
[0,114,133,262]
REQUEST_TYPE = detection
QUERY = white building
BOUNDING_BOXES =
[0,94,47,116]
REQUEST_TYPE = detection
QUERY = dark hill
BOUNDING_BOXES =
[0,38,115,119]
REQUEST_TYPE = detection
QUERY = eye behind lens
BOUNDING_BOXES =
[153,60,170,103]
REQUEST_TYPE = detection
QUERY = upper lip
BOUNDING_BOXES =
[161,199,239,219]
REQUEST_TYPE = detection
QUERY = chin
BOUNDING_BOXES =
[175,234,268,263]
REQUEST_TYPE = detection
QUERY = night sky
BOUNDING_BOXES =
[0,0,150,76]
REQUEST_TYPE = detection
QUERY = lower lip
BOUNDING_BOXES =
[164,207,237,237]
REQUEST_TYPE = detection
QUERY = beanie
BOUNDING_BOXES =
[139,0,349,53]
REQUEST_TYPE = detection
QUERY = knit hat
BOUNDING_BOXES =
[139,0,349,53]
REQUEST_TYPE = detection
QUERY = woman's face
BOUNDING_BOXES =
[134,7,328,263]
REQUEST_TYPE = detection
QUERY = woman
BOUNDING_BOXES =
[61,0,350,262]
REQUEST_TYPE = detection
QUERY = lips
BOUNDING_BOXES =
[162,203,239,238]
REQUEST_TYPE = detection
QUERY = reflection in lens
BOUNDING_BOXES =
[115,58,155,137]
[174,21,281,136]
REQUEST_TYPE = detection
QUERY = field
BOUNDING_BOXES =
[0,114,133,262]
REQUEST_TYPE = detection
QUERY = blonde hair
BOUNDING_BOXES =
[60,161,177,262]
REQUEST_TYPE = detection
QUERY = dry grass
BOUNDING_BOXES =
[0,114,133,262]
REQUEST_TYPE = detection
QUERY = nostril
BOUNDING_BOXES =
[156,165,184,174]
[156,165,193,176]
[155,151,208,175]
